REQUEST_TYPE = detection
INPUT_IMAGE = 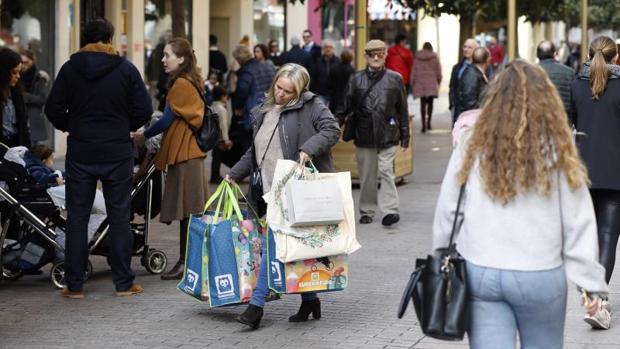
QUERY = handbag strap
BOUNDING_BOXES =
[358,69,387,110]
[447,185,466,254]
[176,82,207,133]
[252,113,280,168]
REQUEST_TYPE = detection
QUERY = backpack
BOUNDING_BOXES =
[184,84,221,152]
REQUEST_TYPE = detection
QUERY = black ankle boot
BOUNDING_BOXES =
[238,304,263,329]
[289,298,321,322]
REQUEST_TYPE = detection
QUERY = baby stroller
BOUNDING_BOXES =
[0,143,168,288]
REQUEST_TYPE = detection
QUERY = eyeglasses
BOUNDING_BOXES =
[302,35,311,39]
[365,51,385,58]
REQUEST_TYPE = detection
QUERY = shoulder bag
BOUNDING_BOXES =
[397,185,468,341]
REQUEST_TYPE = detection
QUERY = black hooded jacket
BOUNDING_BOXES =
[45,45,152,163]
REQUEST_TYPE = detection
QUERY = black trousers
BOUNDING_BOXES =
[65,158,135,292]
[590,189,620,284]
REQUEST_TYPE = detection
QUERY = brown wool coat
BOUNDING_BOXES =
[155,77,205,170]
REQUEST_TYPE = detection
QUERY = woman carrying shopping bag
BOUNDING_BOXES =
[433,60,608,348]
[133,37,209,280]
[226,63,340,329]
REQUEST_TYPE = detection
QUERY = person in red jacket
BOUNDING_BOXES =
[386,34,414,92]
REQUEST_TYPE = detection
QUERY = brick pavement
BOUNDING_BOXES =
[1,95,619,348]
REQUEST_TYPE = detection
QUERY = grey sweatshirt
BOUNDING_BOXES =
[433,136,609,296]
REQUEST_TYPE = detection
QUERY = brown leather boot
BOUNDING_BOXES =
[160,261,184,280]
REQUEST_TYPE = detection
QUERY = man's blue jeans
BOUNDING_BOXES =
[466,261,567,349]
[249,237,317,308]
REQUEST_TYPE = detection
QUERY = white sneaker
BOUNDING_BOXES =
[584,305,611,330]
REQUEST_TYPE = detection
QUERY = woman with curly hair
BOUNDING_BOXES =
[433,60,609,348]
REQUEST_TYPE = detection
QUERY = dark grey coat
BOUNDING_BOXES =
[571,61,620,191]
[229,91,340,181]
[539,58,575,117]
[23,70,50,143]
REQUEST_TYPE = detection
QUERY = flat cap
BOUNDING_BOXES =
[365,39,387,51]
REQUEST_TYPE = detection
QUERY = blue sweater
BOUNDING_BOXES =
[24,152,61,184]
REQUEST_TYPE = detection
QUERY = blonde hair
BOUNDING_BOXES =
[457,60,588,204]
[261,63,310,112]
[232,45,253,64]
[589,36,617,100]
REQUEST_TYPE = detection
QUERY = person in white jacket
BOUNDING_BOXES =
[433,60,610,349]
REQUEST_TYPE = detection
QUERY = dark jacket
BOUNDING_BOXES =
[539,58,575,116]
[328,61,355,115]
[45,44,153,164]
[232,58,276,130]
[229,91,340,181]
[571,61,620,191]
[282,46,313,73]
[24,151,60,184]
[2,87,31,147]
[310,54,340,96]
[304,42,322,64]
[342,68,410,149]
[449,59,469,110]
[22,66,50,143]
[209,48,228,75]
[455,65,487,119]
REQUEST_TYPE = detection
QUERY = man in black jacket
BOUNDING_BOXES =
[45,18,152,298]
[456,47,489,119]
[449,38,478,124]
[310,39,340,105]
[340,40,409,227]
[209,34,228,75]
[537,40,575,117]
[282,37,313,74]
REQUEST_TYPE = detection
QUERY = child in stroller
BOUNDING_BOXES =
[0,142,167,288]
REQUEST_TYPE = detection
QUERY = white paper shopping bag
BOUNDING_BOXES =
[285,178,344,227]
[265,159,361,262]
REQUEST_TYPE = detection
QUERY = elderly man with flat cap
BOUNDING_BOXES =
[338,39,410,227]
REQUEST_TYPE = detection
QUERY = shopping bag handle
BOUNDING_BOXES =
[203,181,227,213]
[223,183,244,221]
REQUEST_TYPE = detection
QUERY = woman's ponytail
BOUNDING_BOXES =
[589,36,617,100]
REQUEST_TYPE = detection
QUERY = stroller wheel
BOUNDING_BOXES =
[50,261,65,289]
[144,249,167,274]
[50,260,93,289]
[2,268,23,281]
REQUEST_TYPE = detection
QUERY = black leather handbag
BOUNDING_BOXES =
[397,185,468,341]
[248,118,280,217]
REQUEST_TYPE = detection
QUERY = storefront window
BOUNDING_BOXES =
[320,0,355,55]
[368,0,417,51]
[0,0,55,76]
[253,0,285,50]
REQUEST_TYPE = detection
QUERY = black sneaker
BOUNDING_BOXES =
[359,215,373,224]
[382,214,400,226]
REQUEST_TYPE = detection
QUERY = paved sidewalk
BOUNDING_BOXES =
[1,94,618,348]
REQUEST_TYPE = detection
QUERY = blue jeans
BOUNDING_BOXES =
[466,261,567,349]
[250,237,317,308]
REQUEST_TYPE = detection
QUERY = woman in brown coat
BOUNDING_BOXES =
[411,42,442,133]
[134,38,208,280]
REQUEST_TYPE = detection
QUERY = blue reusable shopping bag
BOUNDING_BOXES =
[177,215,209,301]
[178,182,263,307]
[266,227,286,294]
[206,217,242,307]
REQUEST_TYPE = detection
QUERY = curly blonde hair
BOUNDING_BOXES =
[457,60,588,204]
